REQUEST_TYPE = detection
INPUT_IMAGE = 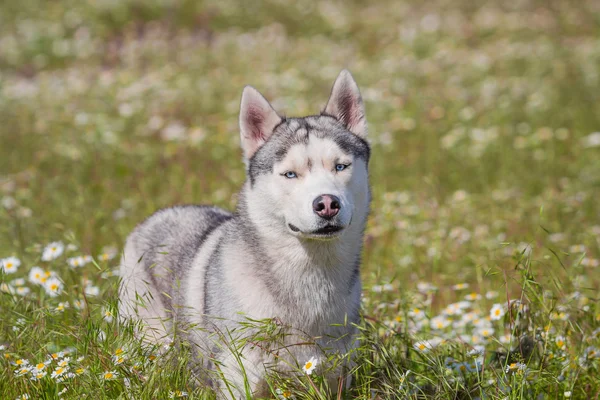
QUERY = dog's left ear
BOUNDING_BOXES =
[239,86,282,162]
[324,70,367,138]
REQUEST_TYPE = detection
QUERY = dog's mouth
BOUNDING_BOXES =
[288,223,344,238]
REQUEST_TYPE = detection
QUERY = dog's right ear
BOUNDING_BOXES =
[239,86,282,163]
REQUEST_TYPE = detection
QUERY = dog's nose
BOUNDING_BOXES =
[313,195,341,219]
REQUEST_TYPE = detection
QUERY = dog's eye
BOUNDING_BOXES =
[283,171,297,179]
[335,164,349,172]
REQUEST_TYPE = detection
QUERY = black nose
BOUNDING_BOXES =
[313,195,341,219]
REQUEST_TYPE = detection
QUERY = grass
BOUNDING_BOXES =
[1,0,600,398]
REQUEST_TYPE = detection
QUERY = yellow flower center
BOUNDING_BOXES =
[36,363,45,369]
[6,262,13,268]
[305,361,312,369]
[418,344,426,350]
[105,372,113,379]
[76,368,84,374]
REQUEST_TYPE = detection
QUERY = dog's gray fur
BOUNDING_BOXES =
[119,70,371,398]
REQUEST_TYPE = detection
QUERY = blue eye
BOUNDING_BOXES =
[284,171,297,179]
[335,164,348,172]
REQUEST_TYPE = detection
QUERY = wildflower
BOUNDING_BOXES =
[12,278,25,286]
[33,361,50,372]
[0,283,15,294]
[13,358,29,367]
[43,277,63,297]
[28,266,46,285]
[408,307,426,320]
[73,299,85,309]
[55,302,69,312]
[452,283,469,290]
[99,247,118,261]
[102,370,118,380]
[49,352,65,361]
[499,333,512,344]
[67,256,85,268]
[302,357,318,375]
[51,366,69,379]
[30,370,47,381]
[430,315,451,330]
[464,292,482,301]
[15,366,31,376]
[168,391,189,398]
[113,355,125,365]
[505,362,526,373]
[467,346,485,357]
[103,309,114,323]
[1,256,21,274]
[476,326,494,338]
[16,394,30,399]
[489,304,505,320]
[275,388,294,399]
[585,346,599,359]
[85,285,100,297]
[75,367,87,375]
[413,340,433,353]
[16,286,30,296]
[57,357,70,367]
[417,282,437,293]
[555,336,566,350]
[41,242,65,261]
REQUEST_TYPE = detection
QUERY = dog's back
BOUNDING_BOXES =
[119,205,232,342]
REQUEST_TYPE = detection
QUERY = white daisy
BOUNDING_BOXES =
[12,278,25,286]
[67,256,85,268]
[50,366,69,379]
[28,266,46,285]
[1,257,21,274]
[98,247,118,261]
[101,370,118,380]
[85,285,100,297]
[15,286,30,296]
[430,315,451,330]
[41,242,64,261]
[489,303,505,320]
[302,357,318,375]
[413,340,433,353]
[43,277,63,297]
[408,307,426,320]
[555,336,567,350]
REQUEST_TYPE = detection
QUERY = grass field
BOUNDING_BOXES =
[1,0,600,398]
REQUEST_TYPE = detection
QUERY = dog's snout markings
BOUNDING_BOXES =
[119,69,371,399]
[313,194,341,219]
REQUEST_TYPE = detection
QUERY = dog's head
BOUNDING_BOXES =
[239,70,370,240]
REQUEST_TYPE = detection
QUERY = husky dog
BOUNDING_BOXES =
[119,70,371,398]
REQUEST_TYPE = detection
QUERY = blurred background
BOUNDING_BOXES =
[1,0,599,300]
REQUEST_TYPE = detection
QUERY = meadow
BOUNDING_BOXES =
[1,0,600,398]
